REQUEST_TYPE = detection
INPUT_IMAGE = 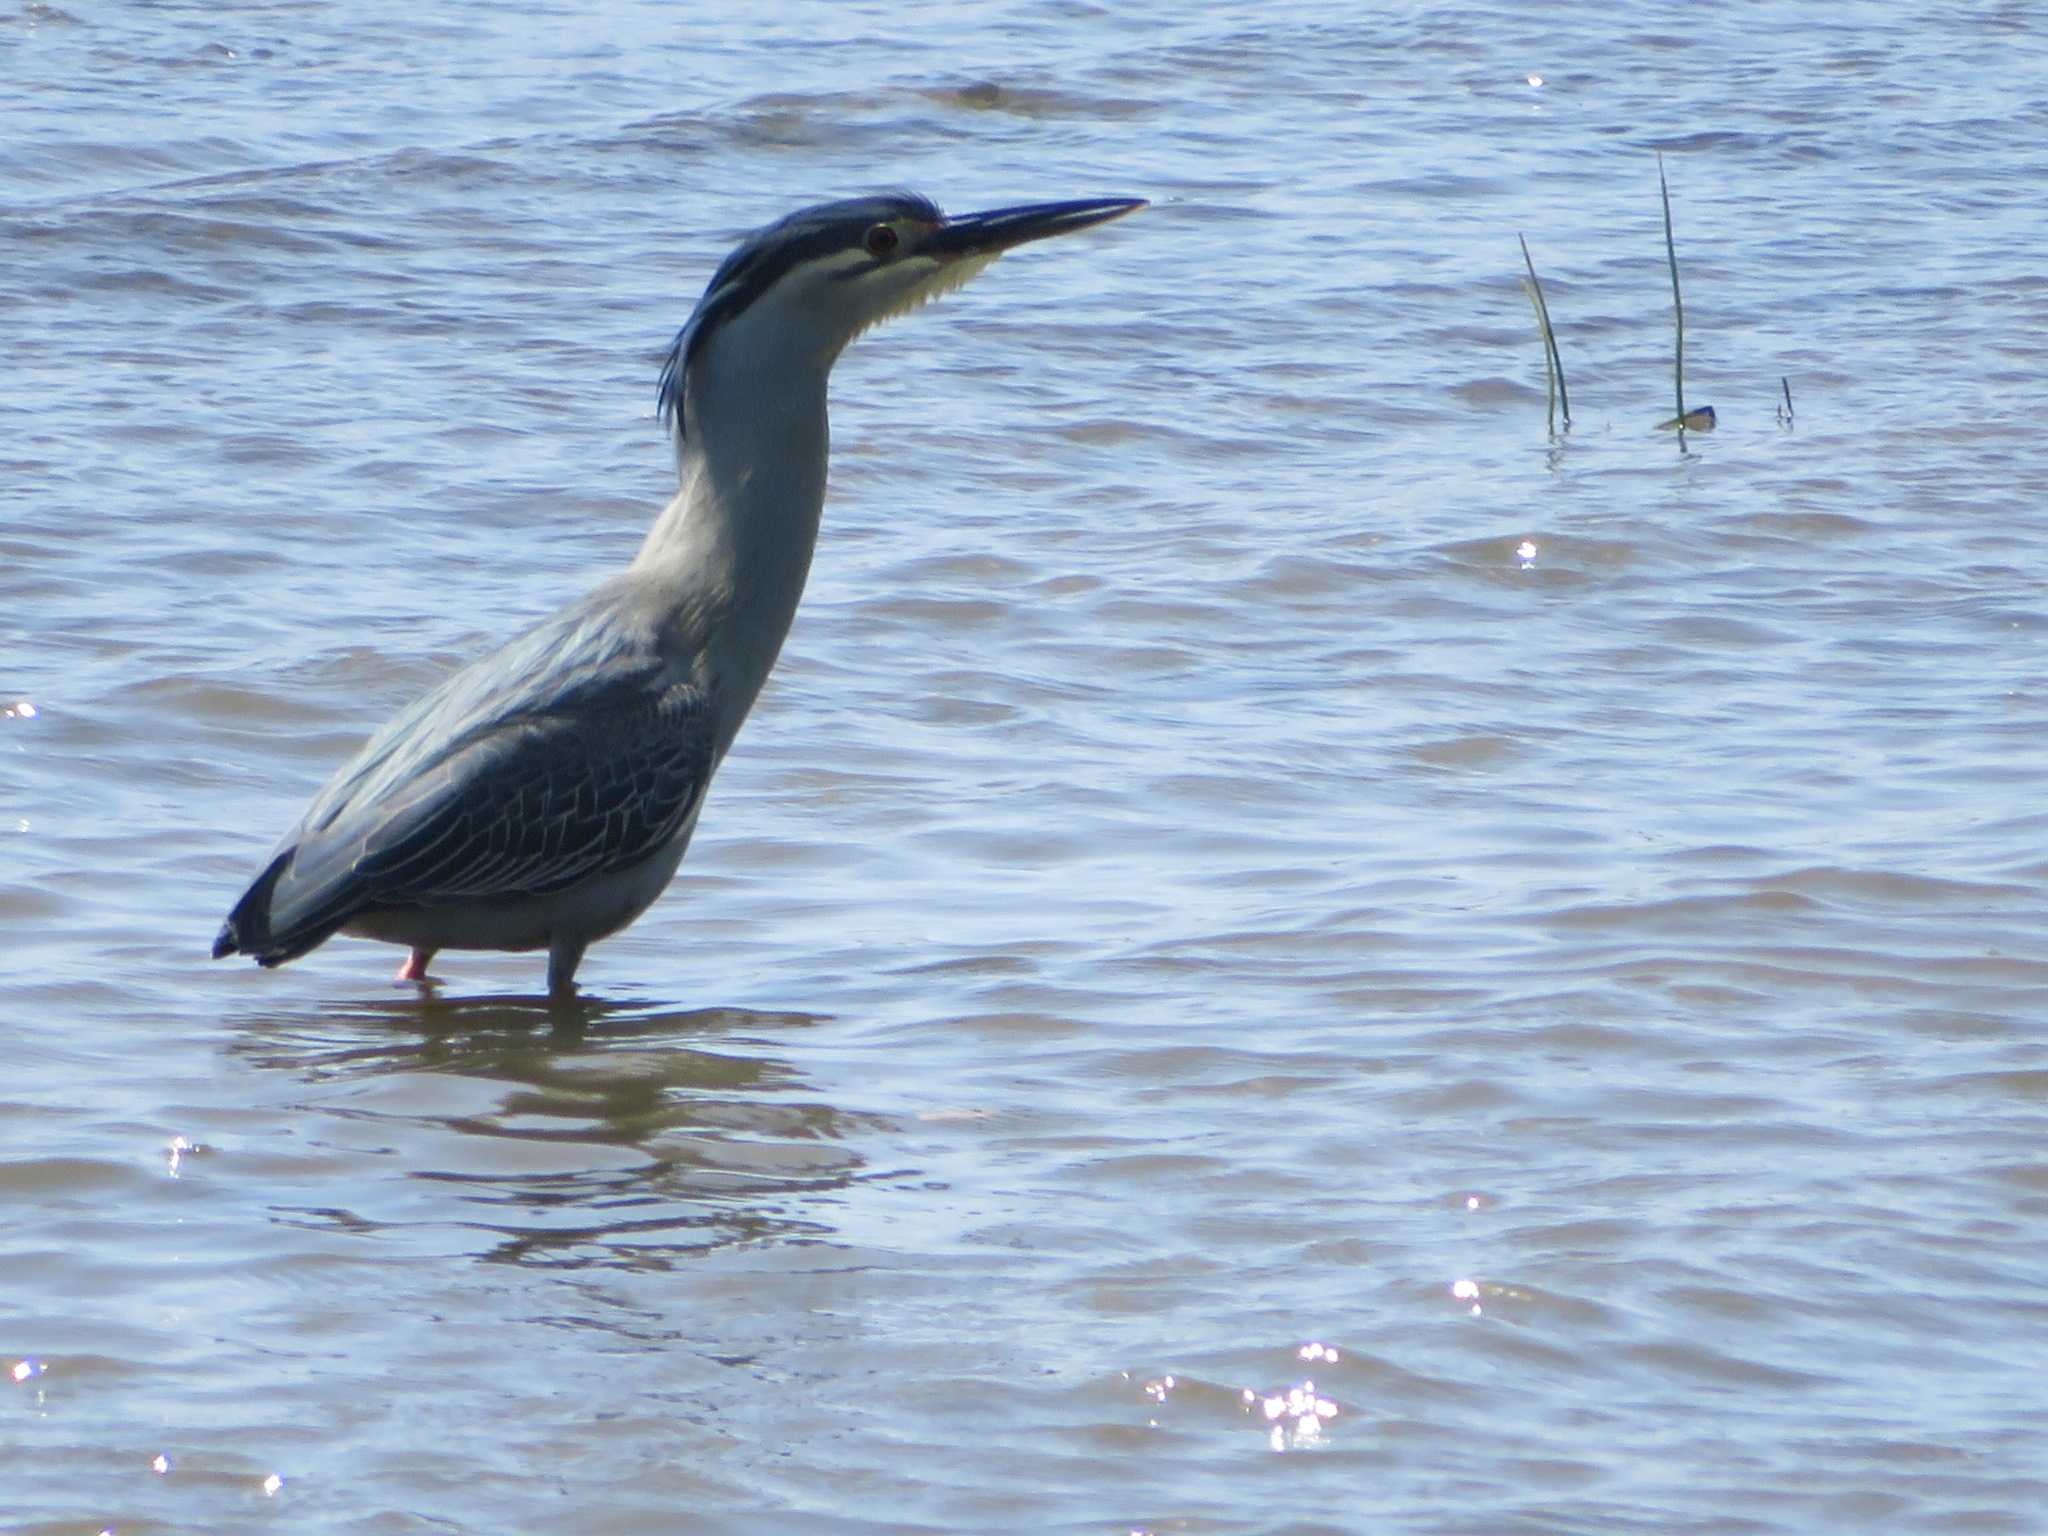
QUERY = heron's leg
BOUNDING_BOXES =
[547,935,587,997]
[397,947,437,984]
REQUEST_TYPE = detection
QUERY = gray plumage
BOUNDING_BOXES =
[222,585,711,965]
[214,191,1145,994]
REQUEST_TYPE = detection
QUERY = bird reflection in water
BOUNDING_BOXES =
[226,996,892,1270]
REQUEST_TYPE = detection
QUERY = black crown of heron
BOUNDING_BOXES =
[214,193,1144,994]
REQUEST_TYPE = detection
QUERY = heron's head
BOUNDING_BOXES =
[658,191,1145,443]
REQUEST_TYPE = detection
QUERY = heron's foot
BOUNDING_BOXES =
[546,936,587,998]
[396,947,440,985]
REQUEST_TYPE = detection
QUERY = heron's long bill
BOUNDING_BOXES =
[928,197,1147,261]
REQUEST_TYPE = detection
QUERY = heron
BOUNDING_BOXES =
[214,191,1146,995]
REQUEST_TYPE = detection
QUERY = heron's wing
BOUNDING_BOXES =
[295,590,676,838]
[218,594,715,962]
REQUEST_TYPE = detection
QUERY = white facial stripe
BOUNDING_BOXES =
[857,250,1001,334]
[815,249,875,281]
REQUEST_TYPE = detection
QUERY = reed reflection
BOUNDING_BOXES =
[227,994,891,1269]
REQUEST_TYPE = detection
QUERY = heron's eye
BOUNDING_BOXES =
[864,223,900,258]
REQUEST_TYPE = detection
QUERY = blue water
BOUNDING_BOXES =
[6,3,2048,1532]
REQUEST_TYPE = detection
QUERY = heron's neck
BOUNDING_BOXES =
[629,346,832,721]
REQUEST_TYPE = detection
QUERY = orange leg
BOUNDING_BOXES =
[396,947,438,984]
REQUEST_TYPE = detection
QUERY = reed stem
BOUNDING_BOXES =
[1659,153,1686,446]
[1519,234,1571,433]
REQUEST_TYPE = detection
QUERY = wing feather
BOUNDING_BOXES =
[217,589,717,963]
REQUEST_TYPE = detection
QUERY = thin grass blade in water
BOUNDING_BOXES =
[1519,233,1571,433]
[1659,153,1688,445]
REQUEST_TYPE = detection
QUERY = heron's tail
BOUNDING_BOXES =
[212,848,339,967]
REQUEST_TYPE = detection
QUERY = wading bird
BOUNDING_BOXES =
[214,192,1145,994]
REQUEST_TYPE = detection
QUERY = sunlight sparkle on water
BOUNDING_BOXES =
[263,1473,284,1496]
[11,1358,42,1382]
[1248,1379,1338,1451]
[1298,1341,1339,1363]
[1517,540,1538,568]
[165,1136,192,1178]
[1141,1374,1176,1427]
[150,1453,170,1474]
[1452,1278,1483,1315]
[3,700,35,720]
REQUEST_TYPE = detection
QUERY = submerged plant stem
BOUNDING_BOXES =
[1519,234,1570,433]
[1660,154,1686,446]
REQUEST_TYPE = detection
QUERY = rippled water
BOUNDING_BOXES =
[7,2,2048,1531]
